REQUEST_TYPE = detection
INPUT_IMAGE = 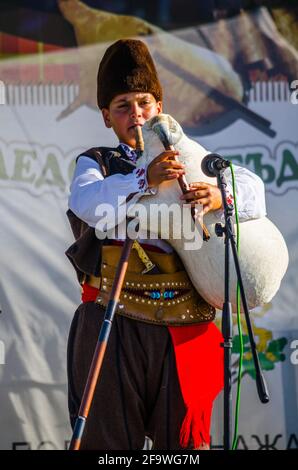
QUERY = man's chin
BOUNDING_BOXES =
[122,137,136,149]
[124,130,138,146]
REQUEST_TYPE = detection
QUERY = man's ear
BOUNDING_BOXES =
[101,108,112,128]
[156,101,163,114]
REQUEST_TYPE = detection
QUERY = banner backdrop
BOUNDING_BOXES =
[0,7,297,450]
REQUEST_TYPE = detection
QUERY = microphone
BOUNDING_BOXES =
[201,153,230,177]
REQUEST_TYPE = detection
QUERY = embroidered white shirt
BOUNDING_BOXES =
[68,153,267,252]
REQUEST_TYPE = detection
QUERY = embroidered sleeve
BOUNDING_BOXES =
[132,164,158,195]
[69,156,158,229]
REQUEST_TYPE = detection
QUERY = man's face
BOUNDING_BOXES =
[102,92,162,148]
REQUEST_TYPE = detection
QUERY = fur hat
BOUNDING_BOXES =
[97,39,162,109]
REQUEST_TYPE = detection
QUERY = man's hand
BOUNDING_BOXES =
[180,182,222,215]
[147,150,185,187]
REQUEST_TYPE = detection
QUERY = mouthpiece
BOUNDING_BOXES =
[135,125,144,158]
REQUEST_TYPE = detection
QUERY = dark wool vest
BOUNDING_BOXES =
[65,146,137,283]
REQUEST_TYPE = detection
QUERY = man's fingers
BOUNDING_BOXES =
[192,197,209,206]
[165,173,179,180]
[189,182,210,190]
[162,169,185,177]
[180,189,209,200]
[160,160,184,169]
[154,150,179,162]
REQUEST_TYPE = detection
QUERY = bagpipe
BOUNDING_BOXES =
[131,113,288,311]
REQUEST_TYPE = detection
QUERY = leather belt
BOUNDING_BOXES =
[86,245,215,326]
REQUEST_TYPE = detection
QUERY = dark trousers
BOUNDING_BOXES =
[67,302,190,450]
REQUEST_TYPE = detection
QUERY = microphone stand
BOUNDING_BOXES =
[215,168,270,450]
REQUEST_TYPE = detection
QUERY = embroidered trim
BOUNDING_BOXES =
[118,143,157,195]
[135,167,146,190]
[226,189,234,207]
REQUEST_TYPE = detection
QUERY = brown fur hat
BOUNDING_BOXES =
[97,39,162,109]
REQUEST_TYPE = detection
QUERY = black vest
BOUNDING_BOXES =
[65,146,136,283]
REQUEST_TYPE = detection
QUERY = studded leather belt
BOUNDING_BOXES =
[89,245,215,326]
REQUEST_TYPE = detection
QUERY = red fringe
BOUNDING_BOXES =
[168,323,224,449]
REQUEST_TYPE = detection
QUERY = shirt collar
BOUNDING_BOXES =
[118,142,138,163]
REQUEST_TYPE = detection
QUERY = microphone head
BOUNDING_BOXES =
[201,153,223,177]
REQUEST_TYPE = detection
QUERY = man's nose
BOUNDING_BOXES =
[130,103,141,118]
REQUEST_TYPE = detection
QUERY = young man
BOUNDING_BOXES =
[66,39,266,450]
